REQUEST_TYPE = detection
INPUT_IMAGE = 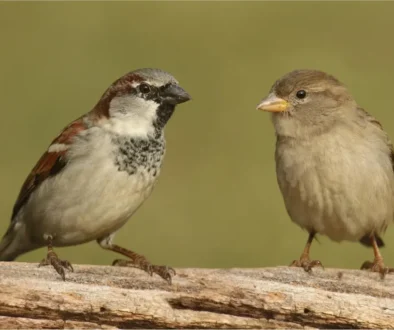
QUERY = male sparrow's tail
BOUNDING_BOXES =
[0,222,31,261]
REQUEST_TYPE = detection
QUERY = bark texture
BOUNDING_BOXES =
[0,262,393,329]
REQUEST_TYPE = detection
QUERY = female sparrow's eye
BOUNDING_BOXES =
[296,90,307,99]
[139,83,151,94]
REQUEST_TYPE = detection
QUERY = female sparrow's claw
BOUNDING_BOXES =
[289,233,323,273]
[290,258,324,273]
[361,259,394,279]
[361,237,394,279]
[360,260,374,270]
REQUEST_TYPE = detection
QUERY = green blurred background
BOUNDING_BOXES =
[1,2,394,271]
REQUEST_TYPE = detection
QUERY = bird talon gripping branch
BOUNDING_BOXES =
[360,236,394,279]
[290,258,324,273]
[37,236,73,280]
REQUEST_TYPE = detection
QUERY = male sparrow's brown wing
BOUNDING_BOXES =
[11,117,87,221]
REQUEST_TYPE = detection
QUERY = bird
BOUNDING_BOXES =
[256,69,394,277]
[0,68,191,283]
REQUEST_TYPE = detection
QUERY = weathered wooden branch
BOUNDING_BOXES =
[0,262,393,328]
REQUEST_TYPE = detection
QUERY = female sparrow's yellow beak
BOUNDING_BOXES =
[257,94,289,112]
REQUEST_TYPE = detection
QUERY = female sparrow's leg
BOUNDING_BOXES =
[38,235,73,280]
[97,235,175,284]
[360,235,394,279]
[290,232,323,272]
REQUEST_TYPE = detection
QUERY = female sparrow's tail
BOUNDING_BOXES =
[359,234,385,248]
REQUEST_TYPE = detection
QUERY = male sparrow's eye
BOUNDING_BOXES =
[139,83,151,94]
[296,90,307,99]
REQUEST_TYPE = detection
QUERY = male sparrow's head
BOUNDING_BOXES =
[256,70,357,135]
[92,68,191,136]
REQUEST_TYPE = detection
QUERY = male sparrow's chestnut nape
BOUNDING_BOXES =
[0,68,191,283]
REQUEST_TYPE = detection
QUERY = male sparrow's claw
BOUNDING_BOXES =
[38,252,73,281]
[113,258,175,283]
[151,265,176,284]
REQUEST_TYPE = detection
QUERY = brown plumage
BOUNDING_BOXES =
[257,69,394,277]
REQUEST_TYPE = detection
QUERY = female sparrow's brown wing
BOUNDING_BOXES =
[11,117,87,221]
[355,107,394,248]
[356,106,394,171]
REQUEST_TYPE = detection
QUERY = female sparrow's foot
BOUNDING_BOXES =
[290,232,324,273]
[360,259,394,279]
[361,235,394,279]
[113,259,176,284]
[290,258,323,272]
[38,236,73,281]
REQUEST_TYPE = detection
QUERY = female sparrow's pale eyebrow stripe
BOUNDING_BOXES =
[258,69,394,278]
[0,68,191,283]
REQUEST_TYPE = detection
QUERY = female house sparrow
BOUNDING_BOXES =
[0,68,191,283]
[257,69,394,277]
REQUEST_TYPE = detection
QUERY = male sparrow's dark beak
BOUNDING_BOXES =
[160,84,191,105]
[257,94,289,112]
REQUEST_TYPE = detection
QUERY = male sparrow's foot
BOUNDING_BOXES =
[290,258,324,273]
[113,258,176,284]
[360,259,394,279]
[38,250,74,281]
[97,239,176,284]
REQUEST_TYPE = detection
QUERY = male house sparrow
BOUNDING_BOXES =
[0,68,191,283]
[257,69,394,277]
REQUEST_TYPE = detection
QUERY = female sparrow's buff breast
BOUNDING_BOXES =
[275,126,394,242]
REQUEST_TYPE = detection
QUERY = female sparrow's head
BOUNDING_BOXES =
[257,69,357,136]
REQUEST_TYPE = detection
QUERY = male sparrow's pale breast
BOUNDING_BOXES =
[23,127,166,246]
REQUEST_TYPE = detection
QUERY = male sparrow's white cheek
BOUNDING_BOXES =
[107,96,159,137]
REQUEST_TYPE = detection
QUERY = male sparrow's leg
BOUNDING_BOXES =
[290,232,323,272]
[360,235,394,279]
[97,235,175,284]
[38,235,73,280]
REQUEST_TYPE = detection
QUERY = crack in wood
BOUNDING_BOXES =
[167,296,370,329]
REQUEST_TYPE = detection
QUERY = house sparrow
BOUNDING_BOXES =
[257,69,394,277]
[0,68,191,283]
